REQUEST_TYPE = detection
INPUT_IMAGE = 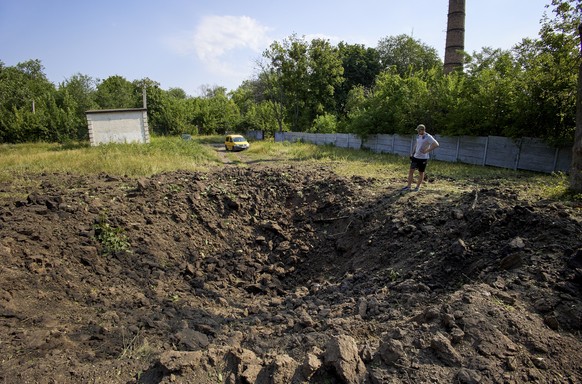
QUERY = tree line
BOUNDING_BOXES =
[0,0,579,146]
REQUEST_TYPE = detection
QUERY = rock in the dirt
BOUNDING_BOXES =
[300,352,322,380]
[395,279,430,293]
[174,328,209,350]
[568,248,582,268]
[451,208,464,219]
[456,368,482,383]
[360,343,374,363]
[261,220,289,240]
[228,348,262,383]
[240,363,263,384]
[543,314,560,330]
[357,297,368,318]
[500,253,522,270]
[323,334,367,384]
[377,338,407,366]
[451,239,469,258]
[508,236,525,250]
[297,307,316,328]
[158,350,206,371]
[136,178,148,191]
[270,354,299,383]
[430,332,462,367]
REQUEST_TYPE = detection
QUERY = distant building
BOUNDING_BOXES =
[86,108,150,146]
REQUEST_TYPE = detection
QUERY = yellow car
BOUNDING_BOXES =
[224,134,250,151]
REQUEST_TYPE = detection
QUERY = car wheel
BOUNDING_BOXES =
[225,145,230,151]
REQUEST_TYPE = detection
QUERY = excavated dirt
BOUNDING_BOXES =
[0,152,581,383]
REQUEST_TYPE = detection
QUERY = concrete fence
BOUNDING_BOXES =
[274,132,573,174]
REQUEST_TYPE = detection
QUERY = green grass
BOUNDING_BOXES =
[0,135,577,203]
[244,140,575,202]
[0,136,220,182]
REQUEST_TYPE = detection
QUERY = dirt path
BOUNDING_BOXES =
[213,144,252,165]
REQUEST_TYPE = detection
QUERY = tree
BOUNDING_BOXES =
[57,73,98,140]
[510,0,580,144]
[0,59,57,143]
[376,34,441,77]
[261,35,310,131]
[146,85,188,136]
[95,75,139,109]
[572,22,582,192]
[188,88,240,134]
[306,38,344,123]
[230,80,282,135]
[255,71,287,133]
[336,42,381,117]
[347,70,430,136]
[456,48,521,137]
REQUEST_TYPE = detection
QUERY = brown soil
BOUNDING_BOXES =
[1,148,581,383]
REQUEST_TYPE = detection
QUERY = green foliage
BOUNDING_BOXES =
[310,113,337,133]
[346,70,431,135]
[376,34,442,76]
[94,213,131,255]
[95,75,139,109]
[336,42,382,116]
[261,35,344,132]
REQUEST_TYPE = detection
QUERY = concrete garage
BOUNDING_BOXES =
[86,108,150,146]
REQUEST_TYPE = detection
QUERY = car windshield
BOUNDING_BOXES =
[233,137,246,142]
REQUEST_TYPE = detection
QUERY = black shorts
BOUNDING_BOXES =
[410,157,428,172]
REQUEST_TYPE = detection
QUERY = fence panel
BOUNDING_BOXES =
[319,133,336,145]
[366,134,393,153]
[246,130,264,140]
[457,136,488,165]
[393,135,413,156]
[555,147,573,172]
[348,134,362,149]
[274,132,572,174]
[518,138,559,173]
[485,136,520,169]
[335,134,348,148]
[432,135,458,163]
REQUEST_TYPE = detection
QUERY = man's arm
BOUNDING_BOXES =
[422,140,439,154]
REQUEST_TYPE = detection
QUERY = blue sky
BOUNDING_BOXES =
[1,0,550,96]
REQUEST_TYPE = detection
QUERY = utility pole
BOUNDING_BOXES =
[142,82,147,109]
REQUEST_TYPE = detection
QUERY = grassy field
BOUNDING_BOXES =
[0,135,577,203]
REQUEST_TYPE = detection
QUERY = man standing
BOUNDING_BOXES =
[401,124,439,192]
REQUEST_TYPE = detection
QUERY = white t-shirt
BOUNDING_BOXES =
[413,133,438,159]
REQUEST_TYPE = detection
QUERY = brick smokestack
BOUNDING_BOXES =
[444,0,466,74]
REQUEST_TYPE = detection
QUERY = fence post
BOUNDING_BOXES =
[391,133,396,154]
[553,147,559,172]
[514,139,523,170]
[483,137,489,166]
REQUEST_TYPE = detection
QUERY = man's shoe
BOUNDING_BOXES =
[400,186,410,192]
[412,187,420,192]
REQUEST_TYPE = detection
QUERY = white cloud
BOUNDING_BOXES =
[166,15,272,80]
[194,15,271,60]
[303,33,342,45]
